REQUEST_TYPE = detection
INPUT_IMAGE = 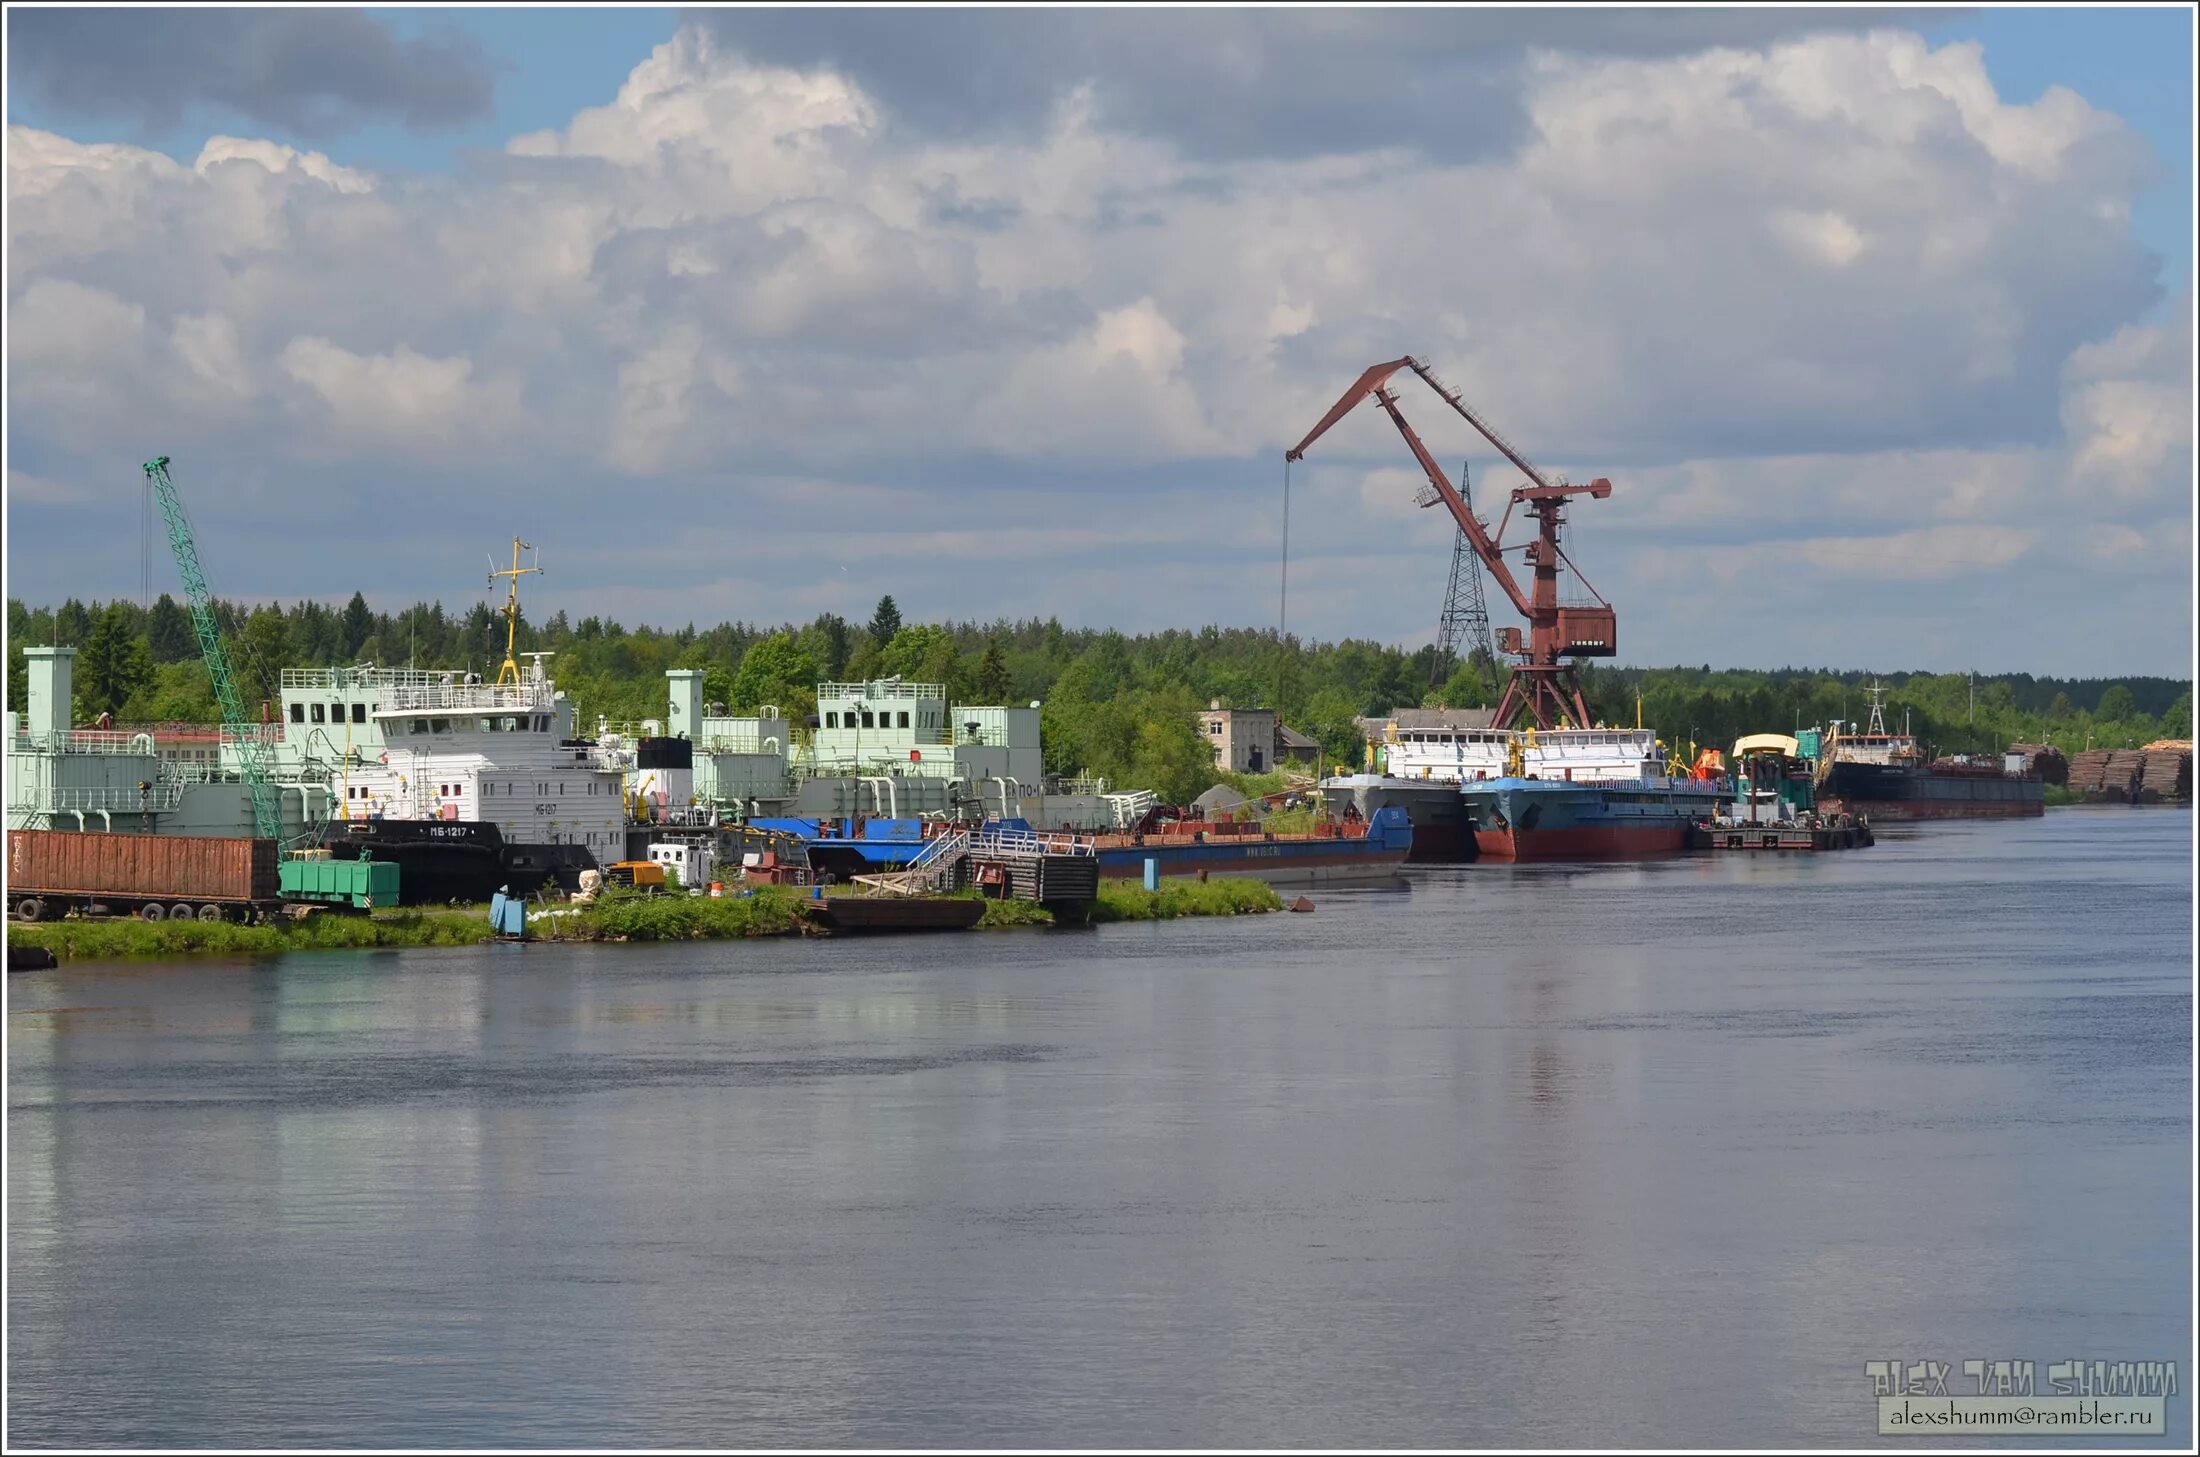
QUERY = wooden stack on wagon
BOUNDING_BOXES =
[2137,742,2193,803]
[2008,744,2068,786]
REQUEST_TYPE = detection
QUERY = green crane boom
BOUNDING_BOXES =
[143,456,283,841]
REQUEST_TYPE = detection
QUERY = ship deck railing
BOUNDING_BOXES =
[818,680,945,702]
[379,683,556,714]
[10,729,157,756]
[12,782,190,816]
[971,825,1097,858]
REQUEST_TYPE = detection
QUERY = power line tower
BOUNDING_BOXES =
[1431,461,1498,691]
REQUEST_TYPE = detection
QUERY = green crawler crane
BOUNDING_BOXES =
[142,455,283,841]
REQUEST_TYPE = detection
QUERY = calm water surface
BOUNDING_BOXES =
[7,810,2191,1447]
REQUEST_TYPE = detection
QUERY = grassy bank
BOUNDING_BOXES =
[2043,784,2080,807]
[9,878,1283,961]
[1088,878,1284,921]
[6,908,490,962]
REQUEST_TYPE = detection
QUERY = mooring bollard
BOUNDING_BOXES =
[1143,857,1158,891]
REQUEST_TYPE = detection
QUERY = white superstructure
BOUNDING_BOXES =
[311,655,629,858]
[1382,724,1669,784]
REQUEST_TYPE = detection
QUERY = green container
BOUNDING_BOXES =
[1795,728,1822,761]
[280,857,400,909]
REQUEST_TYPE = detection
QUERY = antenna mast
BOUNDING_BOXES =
[487,537,541,687]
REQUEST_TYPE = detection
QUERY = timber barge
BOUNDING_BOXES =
[1812,688,2042,821]
[1087,805,1413,885]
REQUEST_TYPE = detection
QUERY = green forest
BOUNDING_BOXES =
[8,593,2191,805]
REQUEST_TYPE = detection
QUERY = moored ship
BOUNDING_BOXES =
[1812,687,2043,821]
[1455,727,1727,859]
[1316,773,1477,860]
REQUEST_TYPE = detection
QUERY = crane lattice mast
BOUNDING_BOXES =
[1431,461,1498,692]
[143,456,282,840]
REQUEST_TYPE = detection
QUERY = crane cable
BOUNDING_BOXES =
[1277,455,1293,713]
[1279,454,1291,644]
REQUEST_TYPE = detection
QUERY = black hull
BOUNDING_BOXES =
[322,822,599,905]
[1819,761,2043,820]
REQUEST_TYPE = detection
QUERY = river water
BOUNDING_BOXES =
[7,810,2191,1448]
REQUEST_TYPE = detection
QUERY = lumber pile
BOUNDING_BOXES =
[2104,750,2147,802]
[2137,747,2192,803]
[2067,749,2114,798]
[2069,749,2144,802]
[2069,745,2191,804]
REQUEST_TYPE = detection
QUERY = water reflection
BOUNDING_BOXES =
[7,812,2191,1447]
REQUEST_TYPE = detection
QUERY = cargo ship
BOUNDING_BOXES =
[1325,724,1725,861]
[1811,688,2043,821]
[1461,773,1727,859]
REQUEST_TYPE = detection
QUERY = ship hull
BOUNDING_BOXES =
[1462,778,1725,862]
[321,821,598,904]
[1316,775,1477,861]
[1472,822,1696,860]
[1819,762,2043,821]
[1093,841,1410,886]
[1093,804,1414,885]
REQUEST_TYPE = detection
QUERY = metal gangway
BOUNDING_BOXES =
[850,826,972,896]
[970,824,1097,858]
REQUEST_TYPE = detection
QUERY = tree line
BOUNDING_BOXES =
[8,592,2191,805]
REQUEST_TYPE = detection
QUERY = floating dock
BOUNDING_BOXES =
[1689,821,1873,852]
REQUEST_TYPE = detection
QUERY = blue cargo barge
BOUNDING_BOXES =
[753,807,1414,887]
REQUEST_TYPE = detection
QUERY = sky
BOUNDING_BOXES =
[5,5,2193,679]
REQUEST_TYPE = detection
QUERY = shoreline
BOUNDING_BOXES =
[6,881,1285,964]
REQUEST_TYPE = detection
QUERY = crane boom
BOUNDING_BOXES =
[143,457,282,841]
[1284,357,1619,730]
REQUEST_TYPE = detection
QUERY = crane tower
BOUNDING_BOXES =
[1287,357,1616,730]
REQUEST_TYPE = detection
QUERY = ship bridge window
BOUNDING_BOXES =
[431,718,450,734]
[311,704,325,724]
[353,704,367,724]
[290,703,305,723]
[503,716,521,732]
[861,710,875,728]
[330,703,345,724]
[409,718,427,735]
[826,712,839,728]
[898,711,910,728]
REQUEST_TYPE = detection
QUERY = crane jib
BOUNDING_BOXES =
[1280,358,1618,732]
[143,458,285,843]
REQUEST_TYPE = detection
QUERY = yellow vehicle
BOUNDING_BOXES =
[602,860,667,891]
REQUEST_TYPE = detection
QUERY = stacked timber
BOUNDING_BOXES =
[2102,750,2147,802]
[2067,749,2114,797]
[2009,744,2068,786]
[2137,747,2192,803]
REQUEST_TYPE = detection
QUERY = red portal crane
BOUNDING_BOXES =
[1286,356,1616,731]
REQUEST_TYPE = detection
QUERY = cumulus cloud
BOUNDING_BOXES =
[688,6,1932,162]
[279,339,524,454]
[3,17,2188,675]
[6,8,493,137]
